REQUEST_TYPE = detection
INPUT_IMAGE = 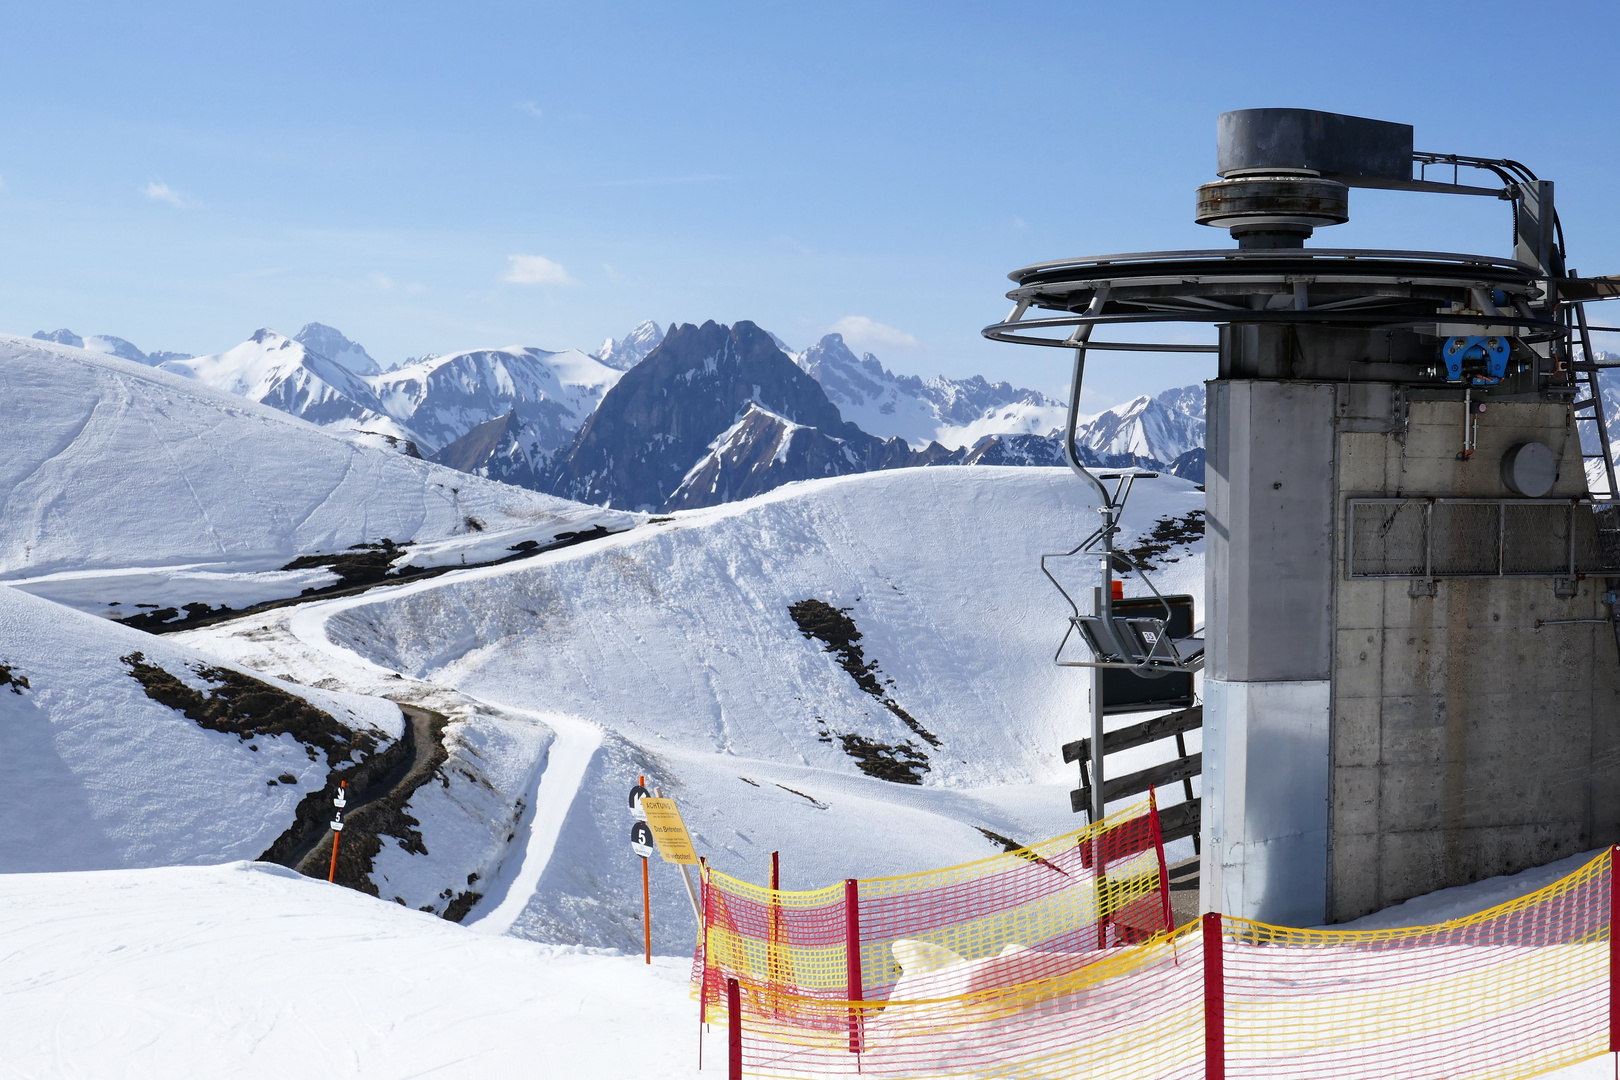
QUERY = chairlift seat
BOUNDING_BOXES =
[1075,614,1204,672]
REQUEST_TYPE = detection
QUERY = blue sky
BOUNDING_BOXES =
[2,1,1617,406]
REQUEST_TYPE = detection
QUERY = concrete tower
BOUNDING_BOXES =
[988,109,1620,926]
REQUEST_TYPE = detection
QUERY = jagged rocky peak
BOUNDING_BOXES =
[592,320,665,370]
[30,329,190,366]
[796,332,1067,450]
[294,323,381,376]
[547,320,866,510]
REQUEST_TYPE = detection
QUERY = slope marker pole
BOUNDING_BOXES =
[327,780,347,884]
[641,774,652,965]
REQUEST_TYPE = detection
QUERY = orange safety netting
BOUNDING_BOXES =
[692,801,1619,1080]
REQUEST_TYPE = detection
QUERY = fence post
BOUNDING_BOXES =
[1204,912,1224,1080]
[1610,846,1618,1054]
[844,878,863,1055]
[728,977,742,1080]
[768,852,782,1016]
[1149,789,1173,933]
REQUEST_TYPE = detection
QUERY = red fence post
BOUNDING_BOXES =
[1610,846,1618,1053]
[1204,912,1224,1080]
[728,977,742,1080]
[768,852,782,1016]
[1149,789,1173,933]
[844,878,863,1055]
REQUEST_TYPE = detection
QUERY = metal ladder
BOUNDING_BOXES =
[1568,295,1619,502]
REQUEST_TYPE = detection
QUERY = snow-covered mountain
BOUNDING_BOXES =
[157,328,416,443]
[591,319,664,370]
[293,322,381,376]
[32,328,191,365]
[369,346,621,457]
[796,333,1068,449]
[547,320,922,511]
[1076,385,1205,462]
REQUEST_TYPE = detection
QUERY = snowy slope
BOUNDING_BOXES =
[0,862,704,1079]
[369,345,622,455]
[183,467,1205,951]
[0,334,636,600]
[0,586,402,872]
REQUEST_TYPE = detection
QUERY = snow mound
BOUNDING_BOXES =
[0,586,401,872]
[0,333,636,585]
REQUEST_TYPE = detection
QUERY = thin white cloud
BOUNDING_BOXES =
[503,253,573,286]
[143,181,188,208]
[828,316,922,354]
[517,101,544,119]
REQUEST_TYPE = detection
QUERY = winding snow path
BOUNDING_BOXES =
[464,705,602,935]
[283,581,603,938]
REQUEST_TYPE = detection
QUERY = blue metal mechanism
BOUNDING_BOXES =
[1441,335,1511,384]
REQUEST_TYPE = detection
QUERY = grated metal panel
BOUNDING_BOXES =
[1346,498,1594,579]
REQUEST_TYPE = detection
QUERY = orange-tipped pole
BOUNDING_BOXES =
[640,775,651,964]
[328,780,347,884]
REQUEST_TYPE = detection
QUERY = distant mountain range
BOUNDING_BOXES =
[30,317,1209,507]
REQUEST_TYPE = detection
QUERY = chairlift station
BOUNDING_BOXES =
[987,108,1620,925]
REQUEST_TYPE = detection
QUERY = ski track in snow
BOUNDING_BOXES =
[464,705,602,935]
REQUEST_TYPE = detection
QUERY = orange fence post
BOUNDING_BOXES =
[844,878,863,1056]
[1204,912,1224,1080]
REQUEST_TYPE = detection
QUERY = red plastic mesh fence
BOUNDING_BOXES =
[695,813,1620,1079]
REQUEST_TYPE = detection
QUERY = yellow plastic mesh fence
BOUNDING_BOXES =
[695,798,1183,1077]
[694,811,1618,1080]
[1220,847,1612,1079]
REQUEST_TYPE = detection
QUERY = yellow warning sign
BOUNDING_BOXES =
[639,797,699,865]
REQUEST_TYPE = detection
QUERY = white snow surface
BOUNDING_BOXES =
[0,862,704,1079]
[0,585,402,873]
[0,333,636,592]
